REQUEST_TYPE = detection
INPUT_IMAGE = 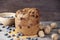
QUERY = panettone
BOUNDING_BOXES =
[15,8,40,36]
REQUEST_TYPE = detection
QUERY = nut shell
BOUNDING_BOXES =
[39,24,44,30]
[51,33,59,40]
[50,23,57,29]
[44,25,52,34]
[58,29,60,34]
[38,30,45,38]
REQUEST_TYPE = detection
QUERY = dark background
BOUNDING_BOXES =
[0,0,60,21]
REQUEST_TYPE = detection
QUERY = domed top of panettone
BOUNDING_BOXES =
[15,8,40,36]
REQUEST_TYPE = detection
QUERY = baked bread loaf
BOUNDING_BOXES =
[15,8,40,36]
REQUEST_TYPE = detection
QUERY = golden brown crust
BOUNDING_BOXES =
[15,8,40,36]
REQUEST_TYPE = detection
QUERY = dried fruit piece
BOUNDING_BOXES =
[27,26,30,28]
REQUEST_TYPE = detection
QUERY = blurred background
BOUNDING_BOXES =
[0,0,60,21]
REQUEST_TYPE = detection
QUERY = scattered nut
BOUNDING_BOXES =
[44,25,52,34]
[39,24,44,30]
[58,29,60,34]
[51,33,59,40]
[50,22,57,29]
[38,30,45,38]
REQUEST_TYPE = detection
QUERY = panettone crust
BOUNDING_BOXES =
[15,8,40,36]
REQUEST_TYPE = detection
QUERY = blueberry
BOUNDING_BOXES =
[9,31,11,33]
[10,38,13,40]
[9,29,12,30]
[4,33,8,36]
[32,38,38,40]
[6,27,10,29]
[2,26,5,28]
[18,34,21,36]
[12,34,15,37]
[13,29,15,31]
[18,33,24,36]
[26,37,31,40]
[7,35,11,38]
[0,29,2,32]
[11,16,13,18]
